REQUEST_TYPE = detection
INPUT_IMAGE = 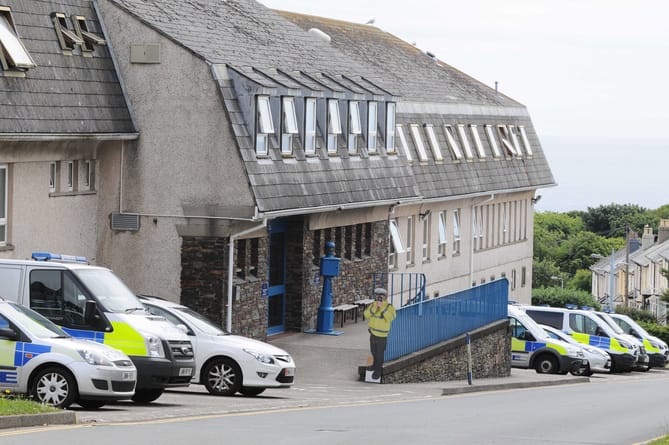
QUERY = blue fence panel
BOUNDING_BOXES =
[372,272,426,307]
[384,279,508,361]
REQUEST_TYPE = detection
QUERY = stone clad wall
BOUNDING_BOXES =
[373,320,511,384]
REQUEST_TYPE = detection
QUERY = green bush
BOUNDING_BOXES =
[531,288,601,310]
[610,306,658,324]
[639,321,669,346]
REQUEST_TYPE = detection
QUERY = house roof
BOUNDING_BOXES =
[0,0,135,135]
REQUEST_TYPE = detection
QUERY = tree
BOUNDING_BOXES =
[580,203,649,237]
[532,287,600,310]
[570,269,592,292]
[532,258,562,289]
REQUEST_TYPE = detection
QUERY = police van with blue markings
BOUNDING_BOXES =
[0,299,136,409]
[522,305,638,373]
[508,305,587,374]
[0,252,195,403]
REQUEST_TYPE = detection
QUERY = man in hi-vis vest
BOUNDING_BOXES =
[364,288,397,380]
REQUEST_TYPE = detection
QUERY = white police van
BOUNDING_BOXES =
[0,299,136,409]
[0,252,195,403]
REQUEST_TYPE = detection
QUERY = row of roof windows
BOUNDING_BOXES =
[0,5,105,74]
[254,94,534,163]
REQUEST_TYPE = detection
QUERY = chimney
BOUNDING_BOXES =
[641,225,655,249]
[658,219,669,244]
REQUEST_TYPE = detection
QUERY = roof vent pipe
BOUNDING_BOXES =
[308,28,331,43]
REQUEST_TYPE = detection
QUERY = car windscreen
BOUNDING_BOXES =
[175,306,228,335]
[9,302,69,338]
[73,269,144,313]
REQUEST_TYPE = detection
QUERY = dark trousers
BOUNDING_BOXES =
[369,334,388,376]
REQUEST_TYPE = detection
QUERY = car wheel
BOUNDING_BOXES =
[131,388,164,403]
[77,399,106,409]
[535,355,558,374]
[239,386,266,397]
[31,366,77,409]
[203,357,242,396]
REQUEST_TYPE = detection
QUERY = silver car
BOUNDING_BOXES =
[542,324,611,376]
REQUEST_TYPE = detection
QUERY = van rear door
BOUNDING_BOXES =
[0,266,23,304]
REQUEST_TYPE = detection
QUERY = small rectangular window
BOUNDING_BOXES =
[256,96,274,156]
[443,125,464,160]
[470,125,486,159]
[389,218,404,253]
[0,8,36,70]
[327,99,341,153]
[49,162,57,192]
[65,161,74,192]
[385,102,396,152]
[81,160,92,190]
[453,209,461,255]
[52,13,83,51]
[281,97,298,155]
[438,211,447,257]
[425,125,443,161]
[236,239,247,280]
[71,16,106,53]
[348,101,361,153]
[519,126,534,156]
[304,98,317,155]
[0,164,6,246]
[367,101,378,152]
[409,124,429,162]
[422,214,430,261]
[396,125,412,162]
[406,216,414,265]
[457,124,474,159]
[485,124,502,158]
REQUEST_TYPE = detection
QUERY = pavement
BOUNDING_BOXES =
[1,320,591,429]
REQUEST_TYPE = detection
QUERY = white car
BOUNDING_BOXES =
[139,296,295,396]
[541,324,611,376]
[0,300,136,409]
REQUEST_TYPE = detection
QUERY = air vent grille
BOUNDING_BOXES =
[111,212,140,231]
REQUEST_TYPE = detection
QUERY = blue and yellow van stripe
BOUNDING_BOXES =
[63,322,147,356]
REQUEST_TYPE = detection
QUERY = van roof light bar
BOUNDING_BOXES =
[31,252,88,264]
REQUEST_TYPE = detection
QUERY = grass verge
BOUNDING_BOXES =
[0,397,60,416]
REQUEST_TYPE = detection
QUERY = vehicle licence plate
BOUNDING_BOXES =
[179,367,193,377]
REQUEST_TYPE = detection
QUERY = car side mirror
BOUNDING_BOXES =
[0,327,18,341]
[523,331,535,342]
[176,324,190,335]
[84,300,98,323]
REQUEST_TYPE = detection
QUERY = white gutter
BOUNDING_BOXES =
[0,133,138,141]
[227,221,268,332]
[470,194,495,286]
[257,197,422,219]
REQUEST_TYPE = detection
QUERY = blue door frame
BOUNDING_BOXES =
[267,220,286,335]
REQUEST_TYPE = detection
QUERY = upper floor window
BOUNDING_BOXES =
[438,211,447,257]
[389,218,403,269]
[304,98,317,155]
[0,7,36,71]
[422,214,431,261]
[406,216,414,265]
[347,100,361,154]
[496,125,517,157]
[453,209,461,255]
[508,125,523,158]
[71,15,105,53]
[396,125,412,162]
[255,95,274,156]
[470,125,486,159]
[443,125,464,160]
[65,161,74,192]
[409,124,429,162]
[281,97,298,155]
[425,125,443,161]
[519,126,534,156]
[484,124,502,158]
[327,99,342,154]
[385,102,396,153]
[367,101,378,152]
[49,162,57,192]
[457,124,474,159]
[81,160,93,190]
[52,12,84,52]
[0,164,6,246]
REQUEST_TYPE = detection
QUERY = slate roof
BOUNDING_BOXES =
[0,0,135,135]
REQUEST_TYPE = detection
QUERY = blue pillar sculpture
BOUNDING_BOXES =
[307,241,342,335]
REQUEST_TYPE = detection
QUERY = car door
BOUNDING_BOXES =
[0,314,20,391]
[510,317,532,368]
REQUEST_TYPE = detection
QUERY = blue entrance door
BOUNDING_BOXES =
[267,221,286,335]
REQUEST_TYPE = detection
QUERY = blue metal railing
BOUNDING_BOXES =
[372,272,426,307]
[384,279,509,361]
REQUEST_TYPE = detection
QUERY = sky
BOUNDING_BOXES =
[259,0,669,212]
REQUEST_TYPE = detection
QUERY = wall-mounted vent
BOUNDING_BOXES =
[111,212,140,231]
[130,44,160,64]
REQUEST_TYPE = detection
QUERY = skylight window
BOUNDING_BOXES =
[484,124,501,158]
[470,125,486,159]
[508,125,523,158]
[496,125,517,157]
[256,95,274,156]
[396,125,412,162]
[304,98,317,155]
[281,97,298,155]
[327,99,341,154]
[519,126,534,156]
[0,7,36,70]
[457,124,474,159]
[71,16,106,53]
[409,124,429,162]
[348,100,361,153]
[424,125,443,161]
[385,102,396,153]
[367,101,378,152]
[443,125,463,160]
[52,12,84,52]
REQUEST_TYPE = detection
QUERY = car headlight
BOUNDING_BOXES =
[139,332,165,358]
[618,340,631,350]
[244,349,275,364]
[649,340,660,349]
[78,349,115,366]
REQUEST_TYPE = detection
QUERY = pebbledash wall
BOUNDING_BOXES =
[377,319,511,383]
[180,219,389,340]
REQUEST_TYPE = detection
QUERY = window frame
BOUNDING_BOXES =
[52,12,83,52]
[485,124,502,158]
[65,161,74,192]
[519,126,534,156]
[496,125,517,157]
[347,100,362,154]
[409,124,429,162]
[71,15,106,53]
[425,125,443,161]
[406,216,414,265]
[396,125,412,162]
[385,102,396,153]
[0,164,6,246]
[49,162,57,192]
[422,214,430,262]
[389,218,404,253]
[457,124,474,159]
[281,96,298,155]
[304,97,317,155]
[0,7,36,70]
[443,125,464,160]
[438,211,447,257]
[452,209,461,255]
[327,99,342,154]
[255,95,274,156]
[367,101,378,152]
[470,125,486,159]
